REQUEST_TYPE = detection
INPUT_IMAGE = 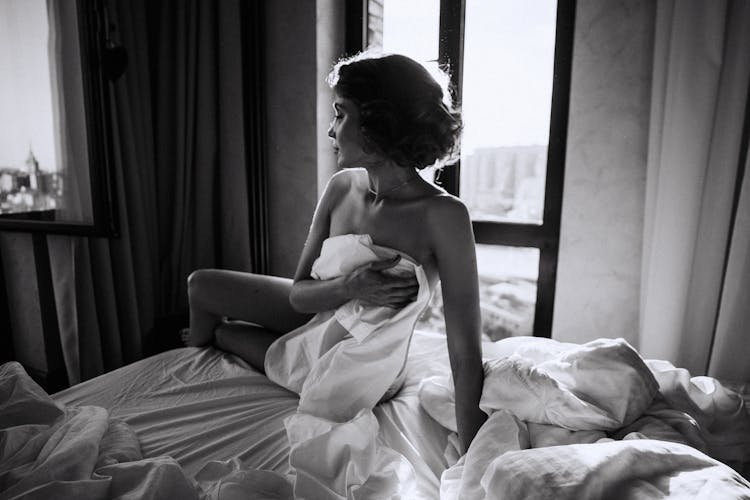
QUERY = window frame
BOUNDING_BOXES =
[0,0,119,237]
[348,0,577,337]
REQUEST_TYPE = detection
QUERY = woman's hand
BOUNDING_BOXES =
[344,255,419,308]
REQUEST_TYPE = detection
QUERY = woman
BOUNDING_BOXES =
[184,52,486,452]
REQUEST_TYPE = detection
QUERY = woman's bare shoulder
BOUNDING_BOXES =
[423,193,475,277]
[322,168,366,205]
[424,192,470,222]
[423,191,472,243]
[329,168,367,188]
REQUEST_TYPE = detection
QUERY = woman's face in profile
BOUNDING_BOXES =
[328,96,367,168]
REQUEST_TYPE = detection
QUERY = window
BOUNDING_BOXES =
[352,0,576,338]
[0,0,118,236]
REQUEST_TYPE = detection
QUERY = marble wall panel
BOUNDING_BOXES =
[552,0,655,345]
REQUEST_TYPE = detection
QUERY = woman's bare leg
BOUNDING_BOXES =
[184,269,313,348]
[213,321,279,373]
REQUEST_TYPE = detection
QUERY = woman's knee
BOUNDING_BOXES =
[187,269,214,297]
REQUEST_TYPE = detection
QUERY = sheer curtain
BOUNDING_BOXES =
[639,0,750,380]
[46,0,92,223]
[46,0,261,384]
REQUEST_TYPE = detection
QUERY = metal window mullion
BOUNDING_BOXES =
[533,0,576,337]
[346,0,366,55]
[437,0,465,196]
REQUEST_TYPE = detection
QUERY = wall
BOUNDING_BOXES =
[552,0,656,345]
[264,1,319,277]
[264,0,345,278]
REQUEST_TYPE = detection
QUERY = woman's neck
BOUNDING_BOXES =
[365,163,419,200]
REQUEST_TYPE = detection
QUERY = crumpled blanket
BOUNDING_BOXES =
[260,234,432,498]
[418,336,750,500]
[443,427,750,500]
[421,337,660,433]
[0,361,198,500]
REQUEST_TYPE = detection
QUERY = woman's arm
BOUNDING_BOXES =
[289,171,418,313]
[288,171,349,312]
[428,196,487,453]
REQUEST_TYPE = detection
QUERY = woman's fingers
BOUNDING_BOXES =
[377,274,418,301]
[388,284,419,297]
[386,274,417,286]
[349,256,421,307]
[363,283,419,307]
[368,254,401,271]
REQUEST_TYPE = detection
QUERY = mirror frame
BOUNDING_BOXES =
[0,0,118,237]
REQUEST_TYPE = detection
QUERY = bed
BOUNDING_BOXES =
[2,329,750,499]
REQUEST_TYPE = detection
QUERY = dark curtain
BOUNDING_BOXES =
[151,0,256,313]
[47,0,266,384]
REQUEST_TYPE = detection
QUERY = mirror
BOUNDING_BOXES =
[0,0,118,236]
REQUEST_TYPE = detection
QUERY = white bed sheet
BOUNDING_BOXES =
[44,330,750,499]
[53,329,453,499]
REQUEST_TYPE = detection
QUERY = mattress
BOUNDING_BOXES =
[53,329,454,499]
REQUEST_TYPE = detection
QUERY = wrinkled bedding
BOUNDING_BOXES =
[419,336,750,500]
[51,330,453,499]
[0,362,196,500]
[5,330,748,499]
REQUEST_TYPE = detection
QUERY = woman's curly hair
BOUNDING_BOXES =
[327,52,462,170]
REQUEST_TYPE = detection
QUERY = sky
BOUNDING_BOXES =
[380,0,558,154]
[0,0,57,171]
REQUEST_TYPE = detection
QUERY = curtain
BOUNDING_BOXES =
[47,0,160,383]
[710,136,750,381]
[46,0,262,384]
[152,0,253,313]
[639,0,750,379]
[46,0,93,223]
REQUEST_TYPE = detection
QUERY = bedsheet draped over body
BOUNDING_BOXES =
[263,234,434,498]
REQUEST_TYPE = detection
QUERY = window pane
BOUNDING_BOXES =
[460,0,557,224]
[367,0,439,62]
[0,0,95,224]
[476,244,538,339]
[417,244,538,340]
[0,0,63,215]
